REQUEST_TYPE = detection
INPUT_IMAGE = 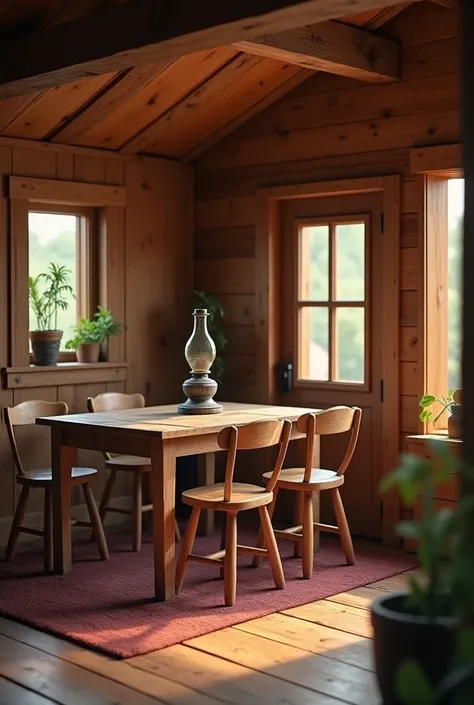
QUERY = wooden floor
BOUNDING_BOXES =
[0,567,420,705]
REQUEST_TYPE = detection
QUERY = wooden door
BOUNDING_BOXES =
[280,192,384,539]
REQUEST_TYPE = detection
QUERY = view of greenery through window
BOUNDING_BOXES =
[299,221,365,383]
[29,211,78,350]
[448,178,463,391]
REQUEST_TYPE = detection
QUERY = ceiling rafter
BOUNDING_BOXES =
[0,0,424,99]
[234,21,400,83]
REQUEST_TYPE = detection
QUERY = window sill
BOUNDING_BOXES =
[2,362,127,389]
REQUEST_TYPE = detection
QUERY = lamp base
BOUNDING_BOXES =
[177,398,223,415]
[177,372,223,415]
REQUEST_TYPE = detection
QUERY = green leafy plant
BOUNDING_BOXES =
[65,306,125,350]
[380,444,474,704]
[29,262,73,331]
[419,392,456,425]
[194,290,227,384]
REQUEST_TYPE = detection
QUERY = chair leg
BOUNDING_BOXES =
[294,491,304,558]
[175,507,201,594]
[302,491,314,579]
[43,487,53,573]
[224,512,238,607]
[132,472,143,552]
[331,488,355,565]
[5,485,30,562]
[219,513,227,579]
[90,468,117,541]
[258,505,285,589]
[175,519,181,542]
[252,487,279,568]
[83,483,109,561]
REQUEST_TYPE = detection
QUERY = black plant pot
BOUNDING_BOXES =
[371,592,457,705]
[29,330,63,366]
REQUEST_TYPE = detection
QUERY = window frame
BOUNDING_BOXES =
[28,202,99,363]
[293,213,370,392]
[8,175,126,370]
[410,144,463,433]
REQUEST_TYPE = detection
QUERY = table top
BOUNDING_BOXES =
[36,402,321,439]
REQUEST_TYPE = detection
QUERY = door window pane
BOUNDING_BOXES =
[299,306,329,381]
[334,307,365,383]
[299,225,329,301]
[335,222,365,301]
[29,212,78,350]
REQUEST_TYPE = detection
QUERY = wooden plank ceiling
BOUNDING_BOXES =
[0,0,422,161]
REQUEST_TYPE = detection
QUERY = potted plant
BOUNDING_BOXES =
[419,389,462,439]
[370,441,471,704]
[65,306,125,363]
[29,262,73,366]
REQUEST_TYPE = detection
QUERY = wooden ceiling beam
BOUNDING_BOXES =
[430,0,458,7]
[235,21,400,83]
[0,0,423,98]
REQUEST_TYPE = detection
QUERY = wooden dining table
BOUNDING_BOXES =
[37,401,321,601]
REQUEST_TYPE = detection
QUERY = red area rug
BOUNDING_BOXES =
[0,529,417,658]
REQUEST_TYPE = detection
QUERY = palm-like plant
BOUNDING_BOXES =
[29,263,73,331]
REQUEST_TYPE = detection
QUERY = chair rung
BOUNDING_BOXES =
[279,525,303,534]
[314,522,339,534]
[141,503,153,513]
[75,520,92,528]
[19,526,44,537]
[274,529,303,542]
[105,507,132,515]
[236,544,267,556]
[188,552,224,567]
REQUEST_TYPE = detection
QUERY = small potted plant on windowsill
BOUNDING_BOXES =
[65,306,125,363]
[29,262,73,366]
[419,389,462,439]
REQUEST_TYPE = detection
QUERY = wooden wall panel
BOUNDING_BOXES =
[195,0,460,442]
[0,145,194,540]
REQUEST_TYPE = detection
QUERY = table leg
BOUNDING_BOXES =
[51,428,76,574]
[197,453,215,536]
[150,438,176,601]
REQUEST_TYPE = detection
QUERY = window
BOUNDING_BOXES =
[28,204,97,355]
[297,217,368,386]
[447,178,463,390]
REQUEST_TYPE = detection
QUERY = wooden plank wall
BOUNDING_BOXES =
[0,145,193,542]
[194,0,459,442]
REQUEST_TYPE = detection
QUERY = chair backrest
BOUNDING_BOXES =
[4,400,68,477]
[87,392,145,413]
[296,406,362,482]
[217,419,292,502]
[87,392,146,460]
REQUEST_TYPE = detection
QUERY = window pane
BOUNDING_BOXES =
[335,222,365,301]
[447,179,463,390]
[299,306,329,381]
[334,307,365,383]
[299,225,329,301]
[29,212,78,350]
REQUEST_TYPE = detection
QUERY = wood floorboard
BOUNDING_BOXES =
[0,570,417,704]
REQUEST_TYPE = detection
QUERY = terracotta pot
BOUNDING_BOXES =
[371,592,457,705]
[76,343,100,363]
[29,330,63,366]
[448,405,462,439]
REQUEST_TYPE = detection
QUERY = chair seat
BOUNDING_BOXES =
[105,455,151,470]
[262,467,344,490]
[18,466,98,486]
[182,482,273,511]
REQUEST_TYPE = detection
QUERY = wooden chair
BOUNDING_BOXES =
[175,418,292,607]
[87,392,181,551]
[4,400,109,572]
[253,406,362,579]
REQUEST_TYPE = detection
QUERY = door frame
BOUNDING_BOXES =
[255,175,401,546]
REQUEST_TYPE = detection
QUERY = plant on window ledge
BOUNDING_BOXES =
[29,262,73,366]
[194,290,227,385]
[65,306,125,363]
[419,389,462,439]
